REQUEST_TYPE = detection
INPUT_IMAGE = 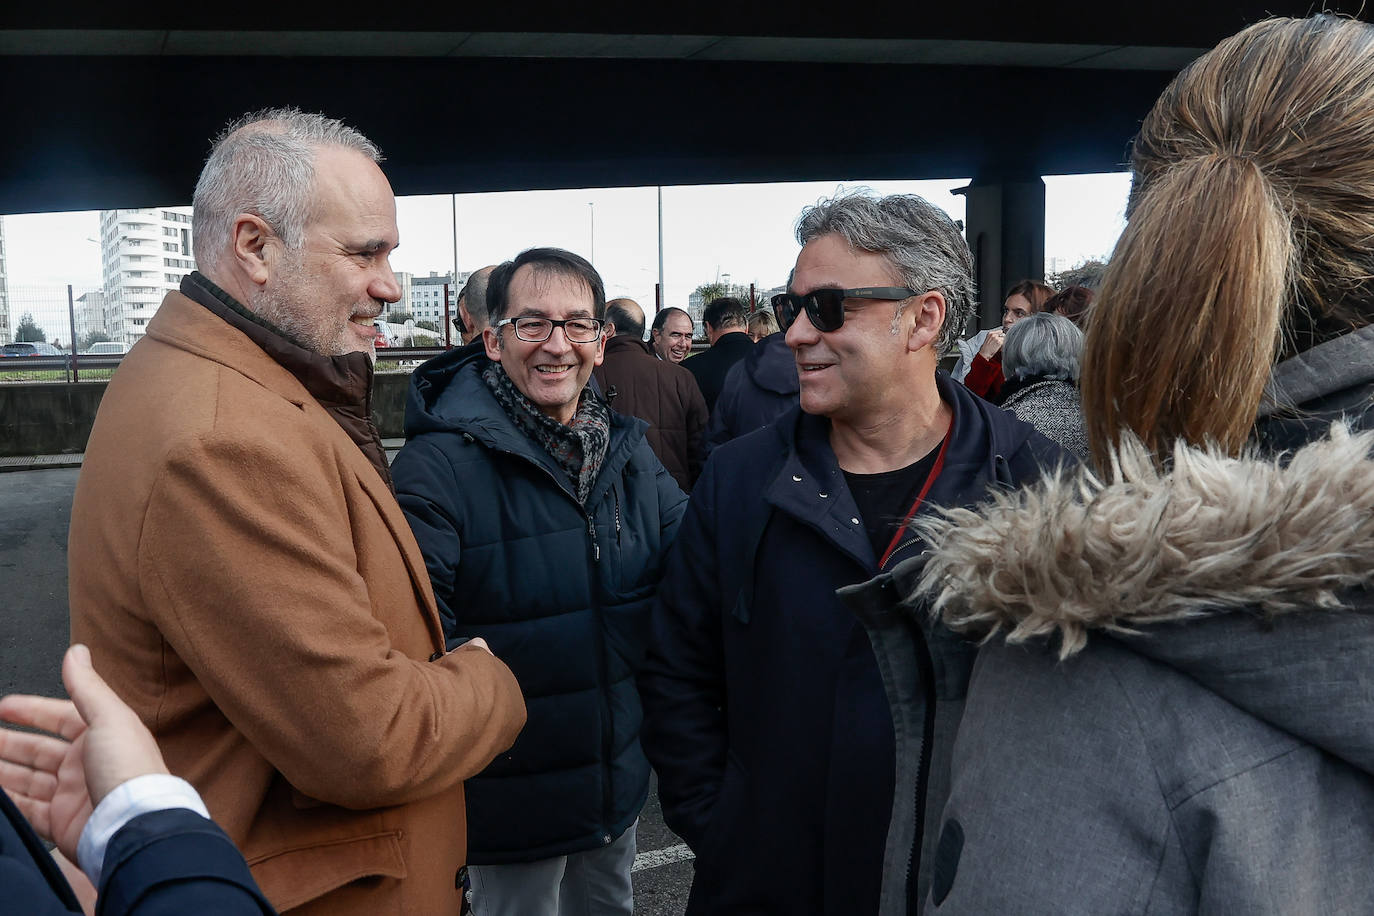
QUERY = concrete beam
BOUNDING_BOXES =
[955,178,1047,331]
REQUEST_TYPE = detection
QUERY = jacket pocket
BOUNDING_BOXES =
[247,830,407,912]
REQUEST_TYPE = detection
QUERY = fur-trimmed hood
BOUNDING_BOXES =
[903,423,1374,774]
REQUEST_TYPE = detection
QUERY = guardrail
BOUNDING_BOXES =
[0,348,456,383]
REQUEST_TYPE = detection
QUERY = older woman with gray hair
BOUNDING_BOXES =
[997,311,1089,460]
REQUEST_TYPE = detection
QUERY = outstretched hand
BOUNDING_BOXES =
[0,644,168,862]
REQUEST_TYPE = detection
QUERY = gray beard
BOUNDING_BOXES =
[247,255,373,363]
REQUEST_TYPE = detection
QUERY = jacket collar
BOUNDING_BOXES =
[180,272,392,489]
[1259,322,1374,418]
[760,371,1036,573]
[603,335,653,359]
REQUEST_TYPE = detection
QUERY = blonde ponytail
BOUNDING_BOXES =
[1082,154,1292,468]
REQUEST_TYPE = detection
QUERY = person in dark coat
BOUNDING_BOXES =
[0,645,274,916]
[703,330,799,457]
[639,192,1066,916]
[685,297,756,413]
[997,312,1089,460]
[393,248,688,916]
[593,297,708,491]
[850,16,1374,913]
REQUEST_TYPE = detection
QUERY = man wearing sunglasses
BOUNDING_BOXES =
[640,192,1066,915]
[392,247,687,915]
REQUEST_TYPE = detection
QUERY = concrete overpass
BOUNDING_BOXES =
[1,3,1366,323]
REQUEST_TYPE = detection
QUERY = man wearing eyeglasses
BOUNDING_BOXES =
[392,247,688,916]
[639,192,1066,915]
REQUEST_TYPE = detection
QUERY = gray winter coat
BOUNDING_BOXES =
[846,422,1374,914]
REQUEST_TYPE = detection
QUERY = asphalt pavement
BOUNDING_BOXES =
[0,466,692,914]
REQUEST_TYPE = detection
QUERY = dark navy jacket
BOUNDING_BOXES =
[687,331,756,414]
[1,790,273,915]
[638,372,1066,915]
[392,346,688,864]
[704,332,799,457]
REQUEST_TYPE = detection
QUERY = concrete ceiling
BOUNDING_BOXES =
[0,3,1365,213]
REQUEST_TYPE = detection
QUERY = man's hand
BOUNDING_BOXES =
[0,644,169,862]
[977,328,1005,359]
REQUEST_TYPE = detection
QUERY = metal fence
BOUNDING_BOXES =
[2,284,451,383]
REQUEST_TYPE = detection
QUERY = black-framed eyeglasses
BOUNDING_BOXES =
[771,287,918,333]
[493,316,605,343]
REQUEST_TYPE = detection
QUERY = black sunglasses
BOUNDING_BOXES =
[771,287,918,332]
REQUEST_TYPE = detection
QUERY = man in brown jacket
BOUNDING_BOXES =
[592,298,706,491]
[67,108,527,914]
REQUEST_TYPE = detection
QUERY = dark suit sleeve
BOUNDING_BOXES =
[391,436,466,647]
[684,378,709,487]
[97,809,275,916]
[638,457,729,852]
[1,789,82,915]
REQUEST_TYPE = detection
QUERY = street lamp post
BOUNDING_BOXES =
[588,202,595,264]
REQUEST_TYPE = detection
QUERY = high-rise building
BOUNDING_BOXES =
[99,207,195,344]
[0,216,10,345]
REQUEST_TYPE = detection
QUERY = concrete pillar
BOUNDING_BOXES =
[954,177,1046,331]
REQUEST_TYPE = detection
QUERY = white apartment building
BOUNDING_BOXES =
[99,207,195,344]
[409,271,470,326]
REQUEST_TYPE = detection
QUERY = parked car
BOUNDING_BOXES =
[2,342,62,357]
[85,341,130,355]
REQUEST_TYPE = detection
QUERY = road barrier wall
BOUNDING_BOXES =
[0,373,412,457]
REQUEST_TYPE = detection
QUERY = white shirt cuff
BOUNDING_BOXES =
[76,773,210,885]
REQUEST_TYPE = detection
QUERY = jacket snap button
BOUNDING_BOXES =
[818,492,829,498]
[851,517,860,525]
[792,475,803,482]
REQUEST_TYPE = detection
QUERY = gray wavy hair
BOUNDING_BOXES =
[192,107,382,273]
[795,190,976,355]
[1002,312,1084,382]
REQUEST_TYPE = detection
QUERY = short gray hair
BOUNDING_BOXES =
[192,107,382,273]
[795,190,976,355]
[1002,312,1084,382]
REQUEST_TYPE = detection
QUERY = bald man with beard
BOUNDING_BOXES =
[593,298,707,492]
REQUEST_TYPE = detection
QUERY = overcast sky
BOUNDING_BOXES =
[3,172,1130,323]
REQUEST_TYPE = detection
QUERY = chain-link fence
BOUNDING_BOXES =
[1,284,125,381]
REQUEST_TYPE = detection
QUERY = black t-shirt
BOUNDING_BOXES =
[843,446,942,564]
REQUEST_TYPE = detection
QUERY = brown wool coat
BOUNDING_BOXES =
[68,291,527,914]
[593,334,706,492]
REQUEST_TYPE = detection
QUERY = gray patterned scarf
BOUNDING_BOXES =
[483,361,610,505]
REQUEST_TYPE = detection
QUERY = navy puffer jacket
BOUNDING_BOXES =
[392,346,688,864]
[704,332,800,457]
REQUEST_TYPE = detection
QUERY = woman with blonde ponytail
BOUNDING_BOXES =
[845,15,1374,914]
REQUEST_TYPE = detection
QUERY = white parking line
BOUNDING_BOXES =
[632,843,695,873]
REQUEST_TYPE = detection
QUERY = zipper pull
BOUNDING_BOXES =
[587,517,601,562]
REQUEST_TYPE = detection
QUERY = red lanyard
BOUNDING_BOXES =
[877,414,954,569]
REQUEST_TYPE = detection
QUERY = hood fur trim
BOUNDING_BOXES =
[913,424,1374,658]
